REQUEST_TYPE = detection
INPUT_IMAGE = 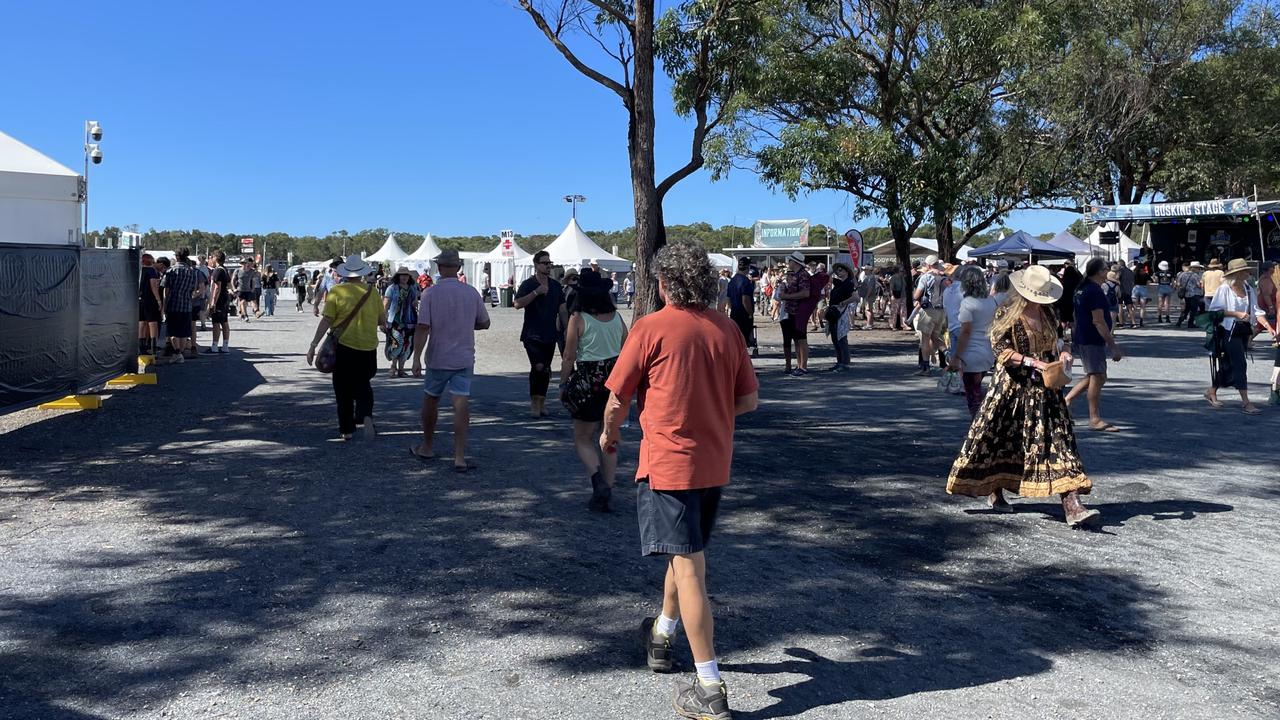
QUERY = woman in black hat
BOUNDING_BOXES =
[560,269,629,512]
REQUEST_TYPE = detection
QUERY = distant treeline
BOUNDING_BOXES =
[89,219,1081,263]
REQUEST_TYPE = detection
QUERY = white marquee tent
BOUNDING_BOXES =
[1086,222,1142,262]
[364,233,408,264]
[708,253,736,269]
[0,131,81,245]
[470,236,532,289]
[514,218,631,283]
[401,234,443,275]
[865,237,974,262]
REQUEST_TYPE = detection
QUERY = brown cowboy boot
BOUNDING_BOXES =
[1061,491,1100,527]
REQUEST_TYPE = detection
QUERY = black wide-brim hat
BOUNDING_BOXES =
[577,268,614,294]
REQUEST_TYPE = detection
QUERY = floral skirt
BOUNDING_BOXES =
[946,368,1091,498]
[384,326,415,362]
[561,357,617,422]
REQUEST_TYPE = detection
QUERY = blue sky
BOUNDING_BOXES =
[0,0,1077,238]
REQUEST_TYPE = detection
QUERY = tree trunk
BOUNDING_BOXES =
[629,0,665,319]
[935,211,955,262]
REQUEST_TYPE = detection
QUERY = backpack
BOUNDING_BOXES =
[920,273,942,308]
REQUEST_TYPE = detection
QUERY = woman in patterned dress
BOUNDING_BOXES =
[947,265,1101,527]
[382,267,419,377]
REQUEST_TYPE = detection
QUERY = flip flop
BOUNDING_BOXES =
[1203,390,1224,409]
[453,461,478,473]
[1242,405,1262,415]
[409,447,436,462]
[1089,422,1121,433]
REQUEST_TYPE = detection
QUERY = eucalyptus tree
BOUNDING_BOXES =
[517,0,767,315]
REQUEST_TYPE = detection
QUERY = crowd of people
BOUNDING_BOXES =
[136,236,1278,720]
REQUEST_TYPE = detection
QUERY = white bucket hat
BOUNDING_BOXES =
[1010,265,1063,305]
[335,253,373,278]
[1158,260,1169,271]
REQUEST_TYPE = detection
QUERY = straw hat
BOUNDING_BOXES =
[1222,258,1253,278]
[1208,258,1223,269]
[335,254,373,278]
[1190,261,1204,269]
[1010,265,1063,305]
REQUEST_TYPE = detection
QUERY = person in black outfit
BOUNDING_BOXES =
[1054,259,1083,334]
[292,269,309,312]
[825,263,857,371]
[514,250,564,417]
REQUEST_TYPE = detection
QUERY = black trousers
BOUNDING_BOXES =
[1179,296,1204,325]
[333,343,377,434]
[524,340,556,398]
[1214,324,1252,391]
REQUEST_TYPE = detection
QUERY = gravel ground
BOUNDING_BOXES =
[1,289,1278,720]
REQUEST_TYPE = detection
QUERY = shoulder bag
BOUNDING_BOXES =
[315,284,376,374]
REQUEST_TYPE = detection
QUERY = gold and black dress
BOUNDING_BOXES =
[946,308,1091,498]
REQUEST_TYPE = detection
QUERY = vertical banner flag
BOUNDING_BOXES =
[844,229,863,267]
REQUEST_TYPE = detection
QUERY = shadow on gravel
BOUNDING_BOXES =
[0,333,1191,717]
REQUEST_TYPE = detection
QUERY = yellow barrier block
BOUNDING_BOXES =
[107,374,158,386]
[39,395,102,410]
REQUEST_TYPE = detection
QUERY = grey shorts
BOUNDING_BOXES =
[637,479,722,556]
[1073,343,1108,376]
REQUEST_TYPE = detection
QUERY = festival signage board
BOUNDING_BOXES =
[240,237,255,252]
[752,219,809,248]
[500,229,515,257]
[1086,198,1250,222]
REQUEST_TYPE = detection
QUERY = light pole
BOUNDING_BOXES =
[83,120,103,245]
[564,194,587,220]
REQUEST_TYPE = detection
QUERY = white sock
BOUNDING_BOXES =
[695,658,721,684]
[655,614,680,637]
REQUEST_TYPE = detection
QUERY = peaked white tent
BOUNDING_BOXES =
[402,234,444,275]
[0,131,82,245]
[473,236,532,288]
[1086,222,1142,262]
[516,218,631,283]
[365,233,408,264]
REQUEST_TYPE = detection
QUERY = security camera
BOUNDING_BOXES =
[90,146,103,164]
[87,121,103,142]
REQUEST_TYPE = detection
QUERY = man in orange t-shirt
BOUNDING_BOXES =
[602,241,758,720]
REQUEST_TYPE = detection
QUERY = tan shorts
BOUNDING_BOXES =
[914,308,945,340]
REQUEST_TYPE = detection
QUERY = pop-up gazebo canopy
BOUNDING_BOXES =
[401,234,443,275]
[969,230,1075,261]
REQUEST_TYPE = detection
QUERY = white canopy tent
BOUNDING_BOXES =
[364,233,408,264]
[708,253,735,269]
[471,236,532,289]
[1085,223,1142,262]
[0,131,81,245]
[401,234,444,276]
[865,237,974,262]
[514,218,632,283]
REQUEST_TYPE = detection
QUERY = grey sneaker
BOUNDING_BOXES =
[363,418,377,440]
[641,617,674,672]
[673,678,732,720]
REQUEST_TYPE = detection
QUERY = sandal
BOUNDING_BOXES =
[1088,422,1121,433]
[409,447,436,462]
[1242,405,1262,415]
[1203,390,1224,409]
[453,461,478,473]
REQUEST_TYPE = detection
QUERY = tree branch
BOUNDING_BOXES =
[519,0,632,103]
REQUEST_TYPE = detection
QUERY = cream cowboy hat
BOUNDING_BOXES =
[1222,258,1253,278]
[1010,265,1063,305]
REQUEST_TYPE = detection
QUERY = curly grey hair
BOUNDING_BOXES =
[958,265,989,298]
[655,240,717,309]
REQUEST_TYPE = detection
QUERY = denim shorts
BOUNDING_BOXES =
[637,479,722,556]
[1073,343,1108,376]
[423,367,473,398]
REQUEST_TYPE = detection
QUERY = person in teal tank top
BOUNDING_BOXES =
[560,269,629,512]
